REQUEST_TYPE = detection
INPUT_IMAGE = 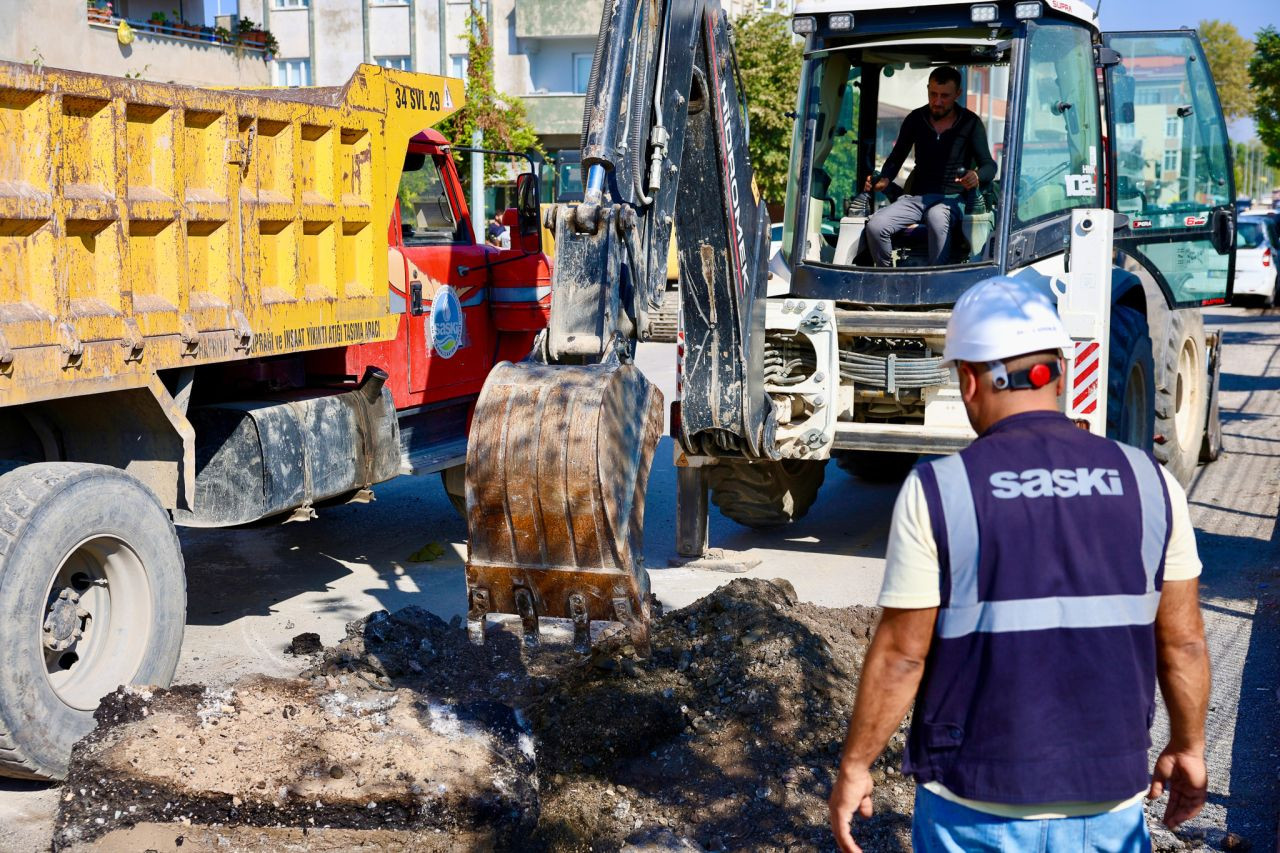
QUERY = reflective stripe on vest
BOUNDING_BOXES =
[931,448,1168,640]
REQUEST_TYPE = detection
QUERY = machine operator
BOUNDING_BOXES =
[828,277,1210,852]
[863,66,997,266]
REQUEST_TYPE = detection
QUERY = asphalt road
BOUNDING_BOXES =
[1,307,1278,851]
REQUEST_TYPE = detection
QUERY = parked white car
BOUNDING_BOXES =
[1232,215,1278,306]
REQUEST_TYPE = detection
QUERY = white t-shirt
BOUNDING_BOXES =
[880,464,1202,818]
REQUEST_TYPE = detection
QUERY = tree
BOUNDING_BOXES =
[731,13,803,207]
[1251,26,1280,170]
[1198,20,1254,122]
[438,10,543,181]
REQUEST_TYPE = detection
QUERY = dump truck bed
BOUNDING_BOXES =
[0,61,462,406]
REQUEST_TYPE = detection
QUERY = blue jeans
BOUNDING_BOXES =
[912,786,1151,852]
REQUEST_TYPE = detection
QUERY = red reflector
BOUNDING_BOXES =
[1029,363,1052,388]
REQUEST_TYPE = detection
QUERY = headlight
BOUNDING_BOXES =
[791,15,817,34]
[970,4,999,23]
[829,12,854,30]
[1014,1,1043,18]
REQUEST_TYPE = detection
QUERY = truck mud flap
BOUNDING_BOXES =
[464,360,663,654]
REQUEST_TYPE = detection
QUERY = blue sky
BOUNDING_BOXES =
[1098,0,1276,140]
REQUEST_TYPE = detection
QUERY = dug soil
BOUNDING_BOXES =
[298,577,909,852]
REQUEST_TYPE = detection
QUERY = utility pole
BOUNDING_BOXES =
[470,0,485,242]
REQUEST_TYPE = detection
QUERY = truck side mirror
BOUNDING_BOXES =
[1210,208,1234,255]
[516,172,541,236]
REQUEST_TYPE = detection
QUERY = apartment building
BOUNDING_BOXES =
[0,0,269,87]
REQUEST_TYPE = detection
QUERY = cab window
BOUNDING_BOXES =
[397,152,464,245]
[1015,21,1101,225]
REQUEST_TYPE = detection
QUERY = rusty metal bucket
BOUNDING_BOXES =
[464,360,664,653]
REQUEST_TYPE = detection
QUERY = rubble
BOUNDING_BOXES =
[56,577,1226,851]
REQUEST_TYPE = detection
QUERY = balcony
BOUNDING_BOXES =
[522,94,586,137]
[515,0,603,39]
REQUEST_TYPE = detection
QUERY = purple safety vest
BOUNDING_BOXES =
[904,410,1172,804]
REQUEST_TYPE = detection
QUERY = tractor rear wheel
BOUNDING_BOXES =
[1105,305,1155,451]
[1152,308,1207,486]
[707,459,826,529]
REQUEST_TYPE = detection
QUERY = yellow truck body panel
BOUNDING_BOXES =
[0,61,463,406]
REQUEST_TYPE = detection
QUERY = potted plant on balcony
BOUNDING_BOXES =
[87,0,112,24]
[148,11,167,33]
[261,30,280,60]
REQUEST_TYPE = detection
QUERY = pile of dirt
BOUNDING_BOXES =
[53,676,538,852]
[299,577,910,852]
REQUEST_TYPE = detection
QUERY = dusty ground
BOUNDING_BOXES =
[4,315,1280,851]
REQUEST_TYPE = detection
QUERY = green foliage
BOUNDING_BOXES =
[439,12,543,182]
[1251,26,1280,169]
[730,13,803,207]
[1198,20,1254,122]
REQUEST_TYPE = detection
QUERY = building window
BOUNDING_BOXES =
[1163,148,1180,173]
[450,54,468,79]
[573,53,592,94]
[377,56,412,71]
[273,58,311,87]
[1165,115,1181,139]
[273,0,307,7]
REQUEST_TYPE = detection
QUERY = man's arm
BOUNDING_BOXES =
[876,113,920,186]
[1148,578,1210,829]
[829,606,936,853]
[968,114,998,184]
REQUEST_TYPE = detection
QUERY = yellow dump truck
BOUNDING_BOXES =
[0,61,472,779]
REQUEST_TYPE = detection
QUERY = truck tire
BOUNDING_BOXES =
[440,464,467,518]
[1151,309,1207,486]
[1105,305,1155,452]
[0,463,185,780]
[649,291,679,343]
[833,450,919,483]
[706,459,826,529]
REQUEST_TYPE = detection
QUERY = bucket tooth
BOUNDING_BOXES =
[568,592,591,653]
[513,587,540,647]
[467,587,490,646]
[613,595,651,659]
[464,360,663,649]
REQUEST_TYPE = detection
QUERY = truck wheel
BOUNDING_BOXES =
[648,292,679,343]
[0,463,185,780]
[1151,309,1207,486]
[833,450,919,483]
[1105,305,1155,451]
[440,464,467,518]
[706,459,826,529]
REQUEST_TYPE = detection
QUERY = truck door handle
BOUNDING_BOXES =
[410,282,424,315]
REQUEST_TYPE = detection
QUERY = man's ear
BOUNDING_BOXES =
[957,362,979,402]
[1055,356,1066,397]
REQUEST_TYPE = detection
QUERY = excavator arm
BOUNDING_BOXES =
[464,0,772,651]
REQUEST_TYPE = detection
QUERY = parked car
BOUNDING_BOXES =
[1232,215,1278,306]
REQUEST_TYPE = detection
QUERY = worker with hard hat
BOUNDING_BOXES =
[828,276,1210,852]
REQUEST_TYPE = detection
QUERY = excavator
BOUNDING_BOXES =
[462,0,1236,651]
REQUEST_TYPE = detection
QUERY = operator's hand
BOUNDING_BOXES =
[956,169,979,190]
[829,762,875,853]
[863,175,890,193]
[1148,746,1208,828]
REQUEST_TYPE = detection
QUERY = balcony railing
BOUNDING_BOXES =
[86,8,270,54]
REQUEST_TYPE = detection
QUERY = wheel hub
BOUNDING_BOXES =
[43,588,88,652]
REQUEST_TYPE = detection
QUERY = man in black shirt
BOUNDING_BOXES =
[863,66,997,266]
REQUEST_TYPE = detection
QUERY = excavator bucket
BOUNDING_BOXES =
[464,360,664,654]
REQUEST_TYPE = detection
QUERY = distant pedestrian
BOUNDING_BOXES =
[829,276,1210,852]
[487,213,509,249]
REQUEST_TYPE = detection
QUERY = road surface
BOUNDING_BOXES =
[1,307,1277,851]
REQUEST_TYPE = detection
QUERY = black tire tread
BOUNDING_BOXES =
[0,463,184,780]
[707,459,826,529]
[1151,308,1206,486]
[1105,305,1155,449]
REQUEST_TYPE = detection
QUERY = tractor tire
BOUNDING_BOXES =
[1151,308,1207,486]
[707,459,826,529]
[0,463,186,780]
[1105,305,1155,452]
[833,450,919,483]
[649,291,679,344]
[440,464,467,518]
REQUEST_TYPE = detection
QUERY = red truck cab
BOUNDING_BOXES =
[308,129,551,491]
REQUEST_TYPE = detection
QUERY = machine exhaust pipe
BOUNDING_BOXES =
[359,366,389,405]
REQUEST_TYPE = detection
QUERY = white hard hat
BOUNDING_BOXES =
[942,276,1073,365]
